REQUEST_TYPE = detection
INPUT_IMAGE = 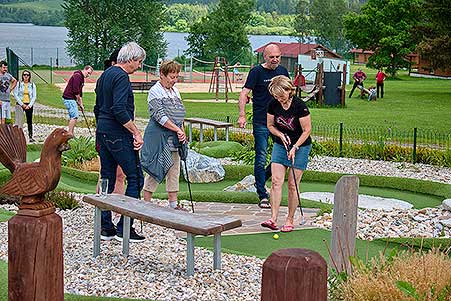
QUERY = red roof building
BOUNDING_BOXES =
[255,42,342,73]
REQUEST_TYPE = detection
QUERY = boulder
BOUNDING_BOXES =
[223,175,271,194]
[224,175,257,193]
[442,199,451,211]
[181,149,224,183]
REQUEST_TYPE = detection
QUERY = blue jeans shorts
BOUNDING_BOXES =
[63,98,78,119]
[0,101,11,119]
[271,142,312,170]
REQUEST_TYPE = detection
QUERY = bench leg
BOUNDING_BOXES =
[186,233,195,276]
[199,124,203,143]
[214,127,217,141]
[93,207,101,257]
[188,123,192,143]
[122,216,131,257]
[213,233,221,270]
[225,127,229,142]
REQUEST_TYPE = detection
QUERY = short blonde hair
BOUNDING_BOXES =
[160,60,181,76]
[268,75,295,98]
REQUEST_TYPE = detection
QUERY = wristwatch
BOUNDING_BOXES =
[293,145,299,151]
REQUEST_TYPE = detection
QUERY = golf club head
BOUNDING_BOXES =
[299,216,307,226]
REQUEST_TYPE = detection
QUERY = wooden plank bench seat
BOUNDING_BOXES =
[130,80,157,92]
[184,117,233,143]
[82,194,242,276]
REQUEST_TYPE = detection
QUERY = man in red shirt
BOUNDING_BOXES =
[376,69,387,98]
[62,65,93,135]
[348,68,367,98]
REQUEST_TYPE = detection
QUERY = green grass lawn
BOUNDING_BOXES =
[0,0,64,11]
[34,68,451,132]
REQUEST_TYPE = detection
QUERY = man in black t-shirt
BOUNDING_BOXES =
[238,44,289,209]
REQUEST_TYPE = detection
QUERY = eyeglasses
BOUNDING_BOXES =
[23,74,30,76]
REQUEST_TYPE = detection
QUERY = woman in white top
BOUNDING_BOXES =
[13,70,36,142]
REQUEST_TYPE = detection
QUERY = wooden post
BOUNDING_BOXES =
[341,64,347,107]
[330,175,359,275]
[261,248,327,301]
[8,207,64,301]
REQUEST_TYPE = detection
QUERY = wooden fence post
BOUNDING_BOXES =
[261,248,327,301]
[8,207,64,301]
[330,175,359,274]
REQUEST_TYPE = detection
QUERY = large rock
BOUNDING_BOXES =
[224,175,257,192]
[223,175,271,194]
[442,199,451,211]
[181,149,225,183]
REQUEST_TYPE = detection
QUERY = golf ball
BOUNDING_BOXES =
[273,234,279,240]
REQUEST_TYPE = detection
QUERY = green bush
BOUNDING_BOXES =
[62,136,97,167]
[45,190,80,210]
[191,141,244,158]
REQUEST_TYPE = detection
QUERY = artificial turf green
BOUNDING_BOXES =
[0,208,14,222]
[195,228,401,264]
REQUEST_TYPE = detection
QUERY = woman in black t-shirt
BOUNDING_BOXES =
[260,75,312,233]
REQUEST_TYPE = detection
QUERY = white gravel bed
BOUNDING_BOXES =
[309,155,451,184]
[313,207,451,241]
[0,202,262,300]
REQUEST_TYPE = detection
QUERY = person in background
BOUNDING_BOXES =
[376,69,387,98]
[63,65,93,135]
[0,61,17,124]
[261,75,312,233]
[348,68,367,98]
[94,42,146,242]
[141,60,187,210]
[238,44,289,209]
[13,70,37,142]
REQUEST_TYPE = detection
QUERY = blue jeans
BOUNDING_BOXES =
[97,132,144,234]
[253,125,271,200]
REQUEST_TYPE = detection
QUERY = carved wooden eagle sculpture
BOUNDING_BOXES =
[0,125,73,209]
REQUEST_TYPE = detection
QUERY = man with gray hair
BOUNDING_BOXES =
[94,41,146,242]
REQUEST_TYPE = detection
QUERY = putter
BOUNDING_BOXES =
[284,134,306,225]
[78,105,93,137]
[179,142,195,213]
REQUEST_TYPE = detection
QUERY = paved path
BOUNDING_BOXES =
[181,202,319,235]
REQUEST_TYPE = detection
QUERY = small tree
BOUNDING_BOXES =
[414,0,451,71]
[186,0,254,63]
[343,0,422,77]
[63,0,167,68]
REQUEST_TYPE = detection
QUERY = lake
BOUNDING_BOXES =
[0,23,299,66]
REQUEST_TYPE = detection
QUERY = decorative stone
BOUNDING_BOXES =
[224,175,256,193]
[442,199,451,211]
[181,149,225,183]
[440,219,451,228]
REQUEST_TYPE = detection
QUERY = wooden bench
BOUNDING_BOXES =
[82,194,242,276]
[130,80,157,92]
[184,117,233,143]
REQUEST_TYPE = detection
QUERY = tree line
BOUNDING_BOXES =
[53,0,451,76]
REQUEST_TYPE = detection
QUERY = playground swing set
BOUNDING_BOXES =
[294,62,348,107]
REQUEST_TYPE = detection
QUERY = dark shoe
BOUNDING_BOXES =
[115,227,145,243]
[101,228,116,241]
[258,198,271,209]
[29,137,35,143]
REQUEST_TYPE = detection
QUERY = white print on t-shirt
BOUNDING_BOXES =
[275,116,296,131]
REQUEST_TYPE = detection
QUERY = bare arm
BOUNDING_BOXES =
[123,120,143,150]
[287,115,312,161]
[162,119,186,143]
[10,77,17,92]
[238,87,251,128]
[267,113,290,148]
